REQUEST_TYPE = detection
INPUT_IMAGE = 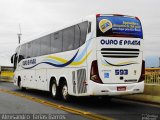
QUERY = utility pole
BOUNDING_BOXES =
[17,24,22,44]
[159,57,160,68]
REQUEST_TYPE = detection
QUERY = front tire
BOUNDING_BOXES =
[51,82,59,99]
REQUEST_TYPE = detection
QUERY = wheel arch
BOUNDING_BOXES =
[58,76,67,87]
[17,76,21,87]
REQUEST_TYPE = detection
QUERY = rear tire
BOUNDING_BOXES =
[61,81,70,102]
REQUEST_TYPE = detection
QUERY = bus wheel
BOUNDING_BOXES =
[51,82,58,99]
[61,81,70,102]
[18,79,26,91]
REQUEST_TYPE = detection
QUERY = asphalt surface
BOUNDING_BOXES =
[0,81,160,120]
[0,82,89,120]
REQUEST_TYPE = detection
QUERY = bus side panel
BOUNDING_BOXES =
[46,42,89,96]
[47,68,73,95]
[86,37,97,95]
[35,69,48,90]
[25,69,35,88]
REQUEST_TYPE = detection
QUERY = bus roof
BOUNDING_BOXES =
[17,14,140,46]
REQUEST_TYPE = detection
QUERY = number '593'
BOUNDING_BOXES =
[115,69,128,75]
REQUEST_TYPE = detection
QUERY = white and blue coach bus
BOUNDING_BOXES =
[11,14,145,101]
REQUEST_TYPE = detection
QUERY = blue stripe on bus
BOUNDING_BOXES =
[22,50,79,69]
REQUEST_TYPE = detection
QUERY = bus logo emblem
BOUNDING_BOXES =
[99,19,112,33]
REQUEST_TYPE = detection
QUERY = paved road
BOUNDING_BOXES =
[0,81,160,120]
[0,82,89,120]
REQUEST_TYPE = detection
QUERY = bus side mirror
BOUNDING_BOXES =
[11,54,15,64]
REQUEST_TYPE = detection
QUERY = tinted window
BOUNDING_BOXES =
[32,39,40,57]
[40,35,51,55]
[63,26,74,51]
[19,44,26,62]
[88,22,91,33]
[79,21,88,45]
[74,25,81,49]
[51,31,62,53]
[20,44,26,59]
[26,42,32,58]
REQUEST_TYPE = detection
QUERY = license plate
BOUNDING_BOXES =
[117,86,126,91]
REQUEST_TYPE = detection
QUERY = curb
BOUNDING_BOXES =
[0,89,113,120]
[0,79,13,83]
[117,94,160,105]
[0,76,13,83]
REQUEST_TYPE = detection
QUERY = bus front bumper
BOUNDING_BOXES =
[88,81,144,96]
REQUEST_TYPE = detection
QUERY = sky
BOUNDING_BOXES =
[0,0,160,67]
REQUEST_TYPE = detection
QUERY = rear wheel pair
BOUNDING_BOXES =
[51,81,69,101]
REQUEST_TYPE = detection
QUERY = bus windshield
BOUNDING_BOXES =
[96,15,143,39]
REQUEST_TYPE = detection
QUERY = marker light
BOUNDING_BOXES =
[135,16,140,20]
[96,14,100,17]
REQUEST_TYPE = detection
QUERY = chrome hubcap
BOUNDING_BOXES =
[52,84,56,96]
[62,85,68,99]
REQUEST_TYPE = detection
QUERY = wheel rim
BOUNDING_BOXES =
[62,85,68,100]
[52,83,57,97]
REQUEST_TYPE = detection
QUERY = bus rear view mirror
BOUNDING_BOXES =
[11,54,15,64]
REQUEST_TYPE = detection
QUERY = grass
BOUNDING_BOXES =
[1,71,14,77]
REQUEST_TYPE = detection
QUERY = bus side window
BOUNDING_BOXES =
[62,26,74,51]
[88,22,91,33]
[18,44,26,62]
[40,35,51,55]
[54,32,59,40]
[26,42,32,58]
[78,21,88,46]
[74,24,81,49]
[32,39,40,57]
[51,31,63,53]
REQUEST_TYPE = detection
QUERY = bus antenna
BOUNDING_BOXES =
[17,24,22,44]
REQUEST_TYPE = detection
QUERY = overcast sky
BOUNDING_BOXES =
[0,0,160,67]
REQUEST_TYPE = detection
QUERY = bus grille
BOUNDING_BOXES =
[77,69,87,94]
[72,71,76,94]
[101,48,139,58]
